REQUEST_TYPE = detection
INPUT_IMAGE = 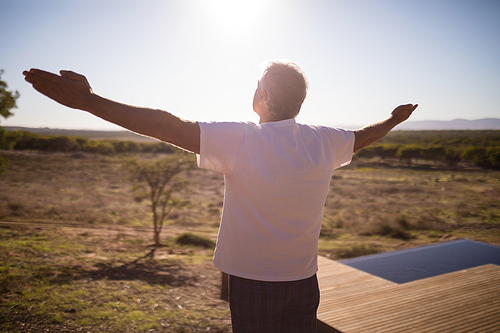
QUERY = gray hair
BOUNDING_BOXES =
[261,61,308,120]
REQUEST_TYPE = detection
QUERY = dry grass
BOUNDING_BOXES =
[1,150,499,253]
[0,150,499,331]
[0,223,230,332]
[319,161,500,258]
[0,151,223,230]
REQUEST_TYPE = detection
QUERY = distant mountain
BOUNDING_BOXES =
[394,118,500,130]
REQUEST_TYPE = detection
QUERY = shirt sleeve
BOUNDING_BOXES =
[322,127,355,170]
[197,121,250,175]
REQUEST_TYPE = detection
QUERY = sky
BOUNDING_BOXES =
[1,0,499,130]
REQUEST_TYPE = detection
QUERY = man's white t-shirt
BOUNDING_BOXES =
[197,119,354,281]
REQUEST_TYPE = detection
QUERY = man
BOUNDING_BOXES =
[23,61,417,332]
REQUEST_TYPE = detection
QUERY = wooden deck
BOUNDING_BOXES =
[316,256,500,333]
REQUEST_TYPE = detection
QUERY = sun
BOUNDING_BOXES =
[203,0,269,35]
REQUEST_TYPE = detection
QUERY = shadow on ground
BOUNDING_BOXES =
[35,258,198,288]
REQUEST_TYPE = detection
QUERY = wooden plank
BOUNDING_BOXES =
[466,318,500,333]
[324,276,499,332]
[317,256,500,333]
[319,264,498,315]
[323,266,500,332]
[329,298,500,332]
[340,274,500,327]
[426,306,500,333]
[365,298,500,333]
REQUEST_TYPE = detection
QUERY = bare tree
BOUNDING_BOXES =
[123,151,195,258]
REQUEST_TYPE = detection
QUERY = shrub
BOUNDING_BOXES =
[110,140,127,153]
[86,141,115,155]
[174,233,215,249]
[336,244,381,259]
[487,147,500,169]
[444,148,461,166]
[139,143,156,153]
[376,144,400,159]
[11,130,39,150]
[364,220,415,240]
[413,212,450,232]
[74,137,89,150]
[0,128,22,149]
[38,135,78,152]
[355,144,400,160]
[461,147,488,167]
[139,142,175,154]
[319,222,338,239]
[396,146,423,165]
[355,146,378,158]
[390,228,414,240]
[126,141,139,153]
[420,146,446,161]
[0,154,8,175]
[396,216,411,230]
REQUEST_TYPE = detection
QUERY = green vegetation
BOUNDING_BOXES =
[0,69,20,122]
[379,130,500,147]
[355,130,500,169]
[1,129,499,169]
[0,129,178,155]
[0,69,21,174]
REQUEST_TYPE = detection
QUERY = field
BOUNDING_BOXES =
[1,148,499,332]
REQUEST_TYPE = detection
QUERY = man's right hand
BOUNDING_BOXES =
[23,69,94,111]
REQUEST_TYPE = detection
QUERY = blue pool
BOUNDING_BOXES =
[339,239,500,284]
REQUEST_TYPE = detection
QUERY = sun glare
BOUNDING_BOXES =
[203,0,269,35]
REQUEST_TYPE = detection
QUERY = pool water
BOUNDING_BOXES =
[339,239,500,284]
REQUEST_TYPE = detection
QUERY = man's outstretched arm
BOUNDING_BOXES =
[23,69,200,154]
[353,104,418,153]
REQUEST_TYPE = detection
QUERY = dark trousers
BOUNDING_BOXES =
[228,274,320,333]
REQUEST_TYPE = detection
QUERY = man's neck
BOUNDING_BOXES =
[259,113,285,124]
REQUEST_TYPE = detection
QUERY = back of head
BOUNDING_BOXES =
[262,61,308,120]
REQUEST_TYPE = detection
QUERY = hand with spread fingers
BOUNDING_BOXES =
[353,103,418,152]
[391,104,418,124]
[23,69,94,111]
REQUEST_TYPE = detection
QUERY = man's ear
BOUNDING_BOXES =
[260,89,267,102]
